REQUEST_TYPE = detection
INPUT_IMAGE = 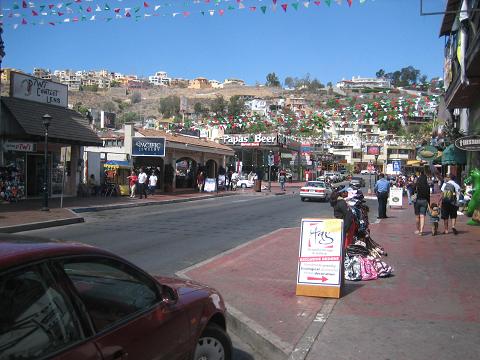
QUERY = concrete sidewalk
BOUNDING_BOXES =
[179,200,480,360]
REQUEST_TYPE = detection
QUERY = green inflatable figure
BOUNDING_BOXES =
[466,168,480,226]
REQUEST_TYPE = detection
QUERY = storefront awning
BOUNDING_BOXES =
[1,97,102,146]
[406,160,422,166]
[104,160,131,170]
[442,144,466,165]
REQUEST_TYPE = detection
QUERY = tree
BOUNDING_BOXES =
[118,112,138,124]
[284,76,295,89]
[228,95,245,116]
[102,101,117,113]
[376,69,386,78]
[73,102,89,116]
[266,72,281,87]
[130,91,142,104]
[159,96,180,118]
[194,102,204,114]
[210,95,227,115]
[308,78,324,91]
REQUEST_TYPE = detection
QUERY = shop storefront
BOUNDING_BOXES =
[1,73,101,201]
[221,133,301,180]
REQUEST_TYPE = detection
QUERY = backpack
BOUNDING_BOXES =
[442,183,457,205]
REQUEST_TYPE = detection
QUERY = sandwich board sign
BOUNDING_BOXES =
[388,187,403,208]
[296,218,344,299]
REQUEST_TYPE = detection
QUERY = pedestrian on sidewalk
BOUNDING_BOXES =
[279,169,286,191]
[148,172,158,195]
[413,172,430,236]
[138,168,148,199]
[440,174,461,235]
[374,173,390,219]
[427,202,440,236]
[406,176,415,205]
[330,187,355,247]
[197,171,205,192]
[127,171,138,198]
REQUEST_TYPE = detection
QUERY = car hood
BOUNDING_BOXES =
[154,275,214,296]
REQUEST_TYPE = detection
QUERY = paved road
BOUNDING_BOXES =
[21,191,376,360]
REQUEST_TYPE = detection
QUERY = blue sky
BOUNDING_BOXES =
[2,0,447,85]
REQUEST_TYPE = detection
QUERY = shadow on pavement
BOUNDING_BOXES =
[233,348,256,360]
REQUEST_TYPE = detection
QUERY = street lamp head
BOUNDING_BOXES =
[42,114,52,130]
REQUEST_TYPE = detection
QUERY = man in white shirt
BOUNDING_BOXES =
[137,168,148,199]
[148,172,158,195]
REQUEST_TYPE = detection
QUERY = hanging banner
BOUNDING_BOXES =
[296,218,344,299]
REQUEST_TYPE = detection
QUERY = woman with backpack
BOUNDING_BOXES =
[440,174,461,235]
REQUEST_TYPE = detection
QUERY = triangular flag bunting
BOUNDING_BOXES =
[281,3,288,12]
[154,5,161,11]
[304,1,310,8]
[261,5,267,13]
[32,10,38,16]
[22,18,27,24]
[292,3,299,10]
[249,6,256,11]
[347,0,352,6]
[219,9,224,15]
[144,2,149,7]
[325,0,331,6]
[314,1,320,5]
[239,3,245,9]
[105,4,110,11]
[22,1,27,8]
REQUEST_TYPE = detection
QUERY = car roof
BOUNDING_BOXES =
[0,234,113,272]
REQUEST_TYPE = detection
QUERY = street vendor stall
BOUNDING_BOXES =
[103,160,131,196]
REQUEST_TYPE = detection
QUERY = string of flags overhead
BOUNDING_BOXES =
[1,0,370,29]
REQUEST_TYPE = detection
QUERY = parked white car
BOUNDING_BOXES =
[300,181,333,202]
[237,179,254,188]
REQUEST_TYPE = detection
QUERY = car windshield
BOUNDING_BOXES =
[305,182,325,188]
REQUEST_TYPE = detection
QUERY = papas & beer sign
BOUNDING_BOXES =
[11,72,68,108]
[222,133,277,146]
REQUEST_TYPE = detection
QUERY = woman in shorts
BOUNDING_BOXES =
[413,173,430,236]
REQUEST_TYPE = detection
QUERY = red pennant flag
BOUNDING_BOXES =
[114,8,120,13]
[75,0,82,3]
[205,0,210,3]
[32,10,38,16]
[144,2,149,7]
[273,0,277,4]
[22,1,27,8]
[73,17,79,22]
[281,3,288,12]
[125,11,131,17]
[219,9,225,15]
[314,1,320,5]
[347,0,352,6]
[22,18,27,24]
[250,6,256,11]
[58,12,64,16]
[86,6,92,12]
[183,11,190,16]
[49,4,55,9]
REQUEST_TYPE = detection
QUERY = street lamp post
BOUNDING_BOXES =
[41,114,52,211]
[374,154,379,183]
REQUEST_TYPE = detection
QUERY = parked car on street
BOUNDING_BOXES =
[350,176,366,188]
[237,178,254,188]
[0,234,232,360]
[300,181,333,202]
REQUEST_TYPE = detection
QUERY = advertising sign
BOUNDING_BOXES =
[3,142,36,152]
[392,160,401,172]
[296,218,344,299]
[417,145,438,162]
[132,137,166,157]
[204,178,216,192]
[366,145,381,156]
[222,134,277,146]
[388,188,403,207]
[455,135,480,151]
[11,72,68,108]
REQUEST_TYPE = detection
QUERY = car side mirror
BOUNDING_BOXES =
[159,284,178,305]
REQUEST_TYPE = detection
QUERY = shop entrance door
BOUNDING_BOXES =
[26,154,50,197]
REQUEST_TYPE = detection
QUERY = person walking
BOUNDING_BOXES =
[148,172,158,195]
[440,174,461,235]
[413,172,430,236]
[374,173,390,219]
[137,168,148,199]
[406,176,415,205]
[279,169,286,191]
[127,171,138,198]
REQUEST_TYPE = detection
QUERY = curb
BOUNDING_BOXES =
[70,192,239,213]
[0,216,85,233]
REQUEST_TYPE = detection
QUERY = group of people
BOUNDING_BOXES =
[127,168,158,199]
[373,171,464,236]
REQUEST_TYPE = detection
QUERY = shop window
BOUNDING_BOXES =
[0,265,84,358]
[1,153,26,201]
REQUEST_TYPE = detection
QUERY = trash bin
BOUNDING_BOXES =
[254,179,262,192]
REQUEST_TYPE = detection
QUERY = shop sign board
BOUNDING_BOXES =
[132,137,166,157]
[366,145,381,156]
[10,72,68,108]
[388,187,403,207]
[204,178,216,192]
[296,218,344,299]
[455,135,480,151]
[3,141,37,152]
[222,133,277,146]
[417,145,438,162]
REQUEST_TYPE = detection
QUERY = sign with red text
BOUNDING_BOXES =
[296,218,344,298]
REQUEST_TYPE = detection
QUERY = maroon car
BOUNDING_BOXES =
[0,234,232,360]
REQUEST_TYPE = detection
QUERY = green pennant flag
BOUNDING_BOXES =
[66,2,73,6]
[81,16,86,21]
[105,4,110,11]
[325,0,331,6]
[292,2,299,10]
[134,7,140,13]
[261,5,267,13]
[79,6,83,12]
[106,17,113,21]
[13,3,20,10]
[201,11,205,15]
[136,15,141,19]
[228,5,234,10]
[40,5,45,11]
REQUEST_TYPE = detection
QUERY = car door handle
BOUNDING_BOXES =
[112,350,128,360]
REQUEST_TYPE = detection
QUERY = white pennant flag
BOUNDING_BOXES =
[238,3,245,9]
[13,24,19,29]
[304,1,310,8]
[144,13,151,17]
[96,5,102,12]
[90,15,95,20]
[154,5,161,11]
[209,9,215,15]
[64,18,70,22]
[57,3,63,9]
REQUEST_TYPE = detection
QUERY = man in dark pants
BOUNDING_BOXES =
[374,173,390,219]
